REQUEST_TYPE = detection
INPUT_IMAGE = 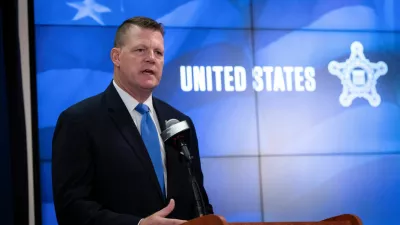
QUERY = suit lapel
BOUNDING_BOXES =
[153,98,167,132]
[104,83,165,202]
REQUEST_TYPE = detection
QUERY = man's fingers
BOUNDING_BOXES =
[143,199,187,225]
[159,218,187,225]
[154,199,175,218]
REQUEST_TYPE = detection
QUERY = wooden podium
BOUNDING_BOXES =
[183,214,362,225]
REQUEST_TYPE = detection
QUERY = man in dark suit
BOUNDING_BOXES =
[52,16,213,225]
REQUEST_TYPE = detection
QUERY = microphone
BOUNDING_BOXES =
[161,119,192,162]
[161,119,207,217]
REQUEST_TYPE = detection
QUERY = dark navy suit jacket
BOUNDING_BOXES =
[52,82,213,225]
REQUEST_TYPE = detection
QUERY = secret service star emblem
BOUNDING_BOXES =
[328,41,388,107]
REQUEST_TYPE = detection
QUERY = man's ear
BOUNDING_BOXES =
[111,47,120,67]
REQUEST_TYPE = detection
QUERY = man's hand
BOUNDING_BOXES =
[140,199,187,225]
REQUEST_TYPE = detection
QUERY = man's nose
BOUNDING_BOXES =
[145,51,156,63]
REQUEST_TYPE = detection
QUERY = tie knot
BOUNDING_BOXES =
[135,103,150,115]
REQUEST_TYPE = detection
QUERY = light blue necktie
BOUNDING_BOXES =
[135,103,165,196]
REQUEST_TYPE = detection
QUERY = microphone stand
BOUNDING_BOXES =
[176,138,207,217]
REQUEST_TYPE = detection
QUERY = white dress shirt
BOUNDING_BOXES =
[113,80,168,196]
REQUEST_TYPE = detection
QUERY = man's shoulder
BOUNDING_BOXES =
[153,97,188,119]
[58,92,104,122]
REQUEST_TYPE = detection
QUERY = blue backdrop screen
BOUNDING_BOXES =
[34,1,400,225]
[253,0,400,30]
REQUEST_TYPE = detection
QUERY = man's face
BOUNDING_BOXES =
[114,26,164,93]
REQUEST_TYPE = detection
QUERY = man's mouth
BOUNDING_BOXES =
[142,69,155,75]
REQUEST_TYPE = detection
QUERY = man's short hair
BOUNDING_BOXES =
[113,16,165,47]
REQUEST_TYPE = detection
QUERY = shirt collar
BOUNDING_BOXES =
[113,80,154,113]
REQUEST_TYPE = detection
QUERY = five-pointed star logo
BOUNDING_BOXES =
[328,41,388,107]
[67,0,111,25]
